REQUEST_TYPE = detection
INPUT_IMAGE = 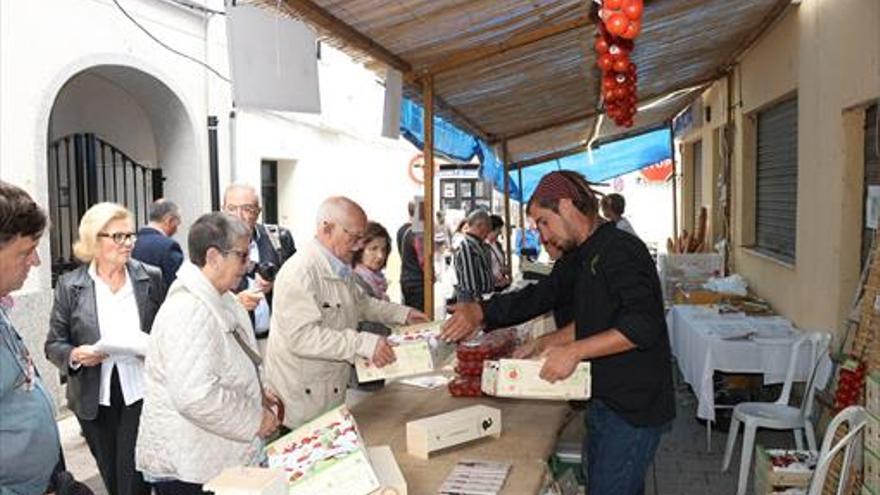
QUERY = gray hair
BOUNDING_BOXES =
[466,209,491,228]
[315,196,364,229]
[148,199,180,222]
[188,212,250,267]
[222,183,260,206]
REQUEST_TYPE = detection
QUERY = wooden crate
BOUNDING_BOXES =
[753,446,815,495]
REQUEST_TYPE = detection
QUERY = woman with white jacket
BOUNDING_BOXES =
[136,212,280,494]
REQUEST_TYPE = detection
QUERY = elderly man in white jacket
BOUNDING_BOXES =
[266,197,427,429]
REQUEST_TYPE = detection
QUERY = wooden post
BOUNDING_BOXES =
[502,142,512,272]
[422,74,435,319]
[518,164,525,256]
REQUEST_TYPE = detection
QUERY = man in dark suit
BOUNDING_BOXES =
[223,184,295,354]
[132,199,183,288]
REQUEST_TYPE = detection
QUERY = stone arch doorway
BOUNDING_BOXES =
[45,64,200,282]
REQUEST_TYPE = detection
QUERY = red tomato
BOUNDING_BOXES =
[605,0,623,10]
[621,20,641,39]
[594,36,609,55]
[597,53,614,71]
[612,57,629,73]
[623,0,644,20]
[605,13,628,36]
[603,76,616,91]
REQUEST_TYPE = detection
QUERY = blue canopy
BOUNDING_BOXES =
[503,126,673,203]
[400,98,668,204]
[399,98,519,198]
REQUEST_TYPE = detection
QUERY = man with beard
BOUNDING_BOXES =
[441,170,674,495]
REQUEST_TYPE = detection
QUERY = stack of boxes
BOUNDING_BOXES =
[447,329,517,397]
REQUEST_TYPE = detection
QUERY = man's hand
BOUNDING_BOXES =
[371,338,397,368]
[258,407,280,438]
[513,337,546,359]
[538,345,581,383]
[406,309,429,324]
[440,303,484,342]
[71,345,107,367]
[237,290,264,311]
[255,273,274,294]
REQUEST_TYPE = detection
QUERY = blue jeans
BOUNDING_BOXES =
[584,399,669,495]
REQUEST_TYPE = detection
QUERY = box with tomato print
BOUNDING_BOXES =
[481,359,591,401]
[355,321,455,382]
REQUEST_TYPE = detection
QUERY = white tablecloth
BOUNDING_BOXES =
[666,305,812,421]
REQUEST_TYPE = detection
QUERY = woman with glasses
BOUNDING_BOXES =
[136,212,280,495]
[45,202,165,495]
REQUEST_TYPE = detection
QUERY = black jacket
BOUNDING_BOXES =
[483,223,675,427]
[44,260,165,421]
[232,224,291,337]
[132,226,184,288]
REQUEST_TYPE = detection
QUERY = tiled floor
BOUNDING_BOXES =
[62,385,797,495]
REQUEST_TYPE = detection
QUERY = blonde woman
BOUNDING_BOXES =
[45,202,165,495]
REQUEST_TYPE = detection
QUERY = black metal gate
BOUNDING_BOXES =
[47,133,163,284]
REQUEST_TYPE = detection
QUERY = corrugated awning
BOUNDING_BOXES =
[254,0,789,172]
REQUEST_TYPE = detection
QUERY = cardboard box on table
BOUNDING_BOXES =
[406,405,502,460]
[481,359,591,400]
[355,321,454,382]
[204,467,288,495]
[265,405,380,495]
[367,446,407,495]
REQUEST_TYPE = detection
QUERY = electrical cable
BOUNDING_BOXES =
[111,0,231,82]
[163,0,225,16]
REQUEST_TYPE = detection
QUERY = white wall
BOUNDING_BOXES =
[49,72,159,166]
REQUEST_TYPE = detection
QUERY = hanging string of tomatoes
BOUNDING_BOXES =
[594,0,644,128]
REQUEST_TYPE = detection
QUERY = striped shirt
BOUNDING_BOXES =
[454,233,494,302]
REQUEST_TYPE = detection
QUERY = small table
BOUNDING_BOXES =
[351,382,573,495]
[666,305,812,422]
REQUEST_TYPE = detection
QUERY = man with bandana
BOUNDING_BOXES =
[442,170,674,495]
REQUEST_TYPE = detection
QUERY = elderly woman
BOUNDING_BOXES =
[45,202,165,495]
[353,221,392,302]
[136,212,280,495]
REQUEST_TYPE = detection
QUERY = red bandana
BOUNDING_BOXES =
[530,171,584,205]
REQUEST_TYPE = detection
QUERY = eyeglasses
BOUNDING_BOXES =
[224,204,261,217]
[342,226,366,243]
[222,248,251,263]
[97,232,137,245]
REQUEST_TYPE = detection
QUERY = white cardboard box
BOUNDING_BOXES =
[406,405,501,460]
[355,321,454,382]
[481,359,591,401]
[204,467,288,495]
[367,446,407,495]
[266,405,380,495]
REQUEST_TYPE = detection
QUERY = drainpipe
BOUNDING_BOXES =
[208,116,220,210]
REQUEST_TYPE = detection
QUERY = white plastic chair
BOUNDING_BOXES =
[807,405,867,495]
[721,331,830,495]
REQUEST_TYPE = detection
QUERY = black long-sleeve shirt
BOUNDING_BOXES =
[483,222,675,427]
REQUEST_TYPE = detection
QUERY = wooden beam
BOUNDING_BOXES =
[418,14,593,75]
[500,110,598,143]
[502,141,512,273]
[512,143,588,170]
[422,74,435,319]
[279,0,411,73]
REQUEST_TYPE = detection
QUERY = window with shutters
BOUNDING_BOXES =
[754,96,798,264]
[863,104,879,268]
[692,140,703,227]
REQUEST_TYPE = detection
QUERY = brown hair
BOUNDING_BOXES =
[601,193,626,216]
[0,180,48,249]
[352,221,391,268]
[527,171,602,219]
